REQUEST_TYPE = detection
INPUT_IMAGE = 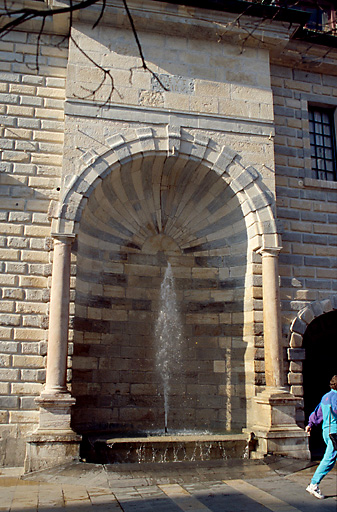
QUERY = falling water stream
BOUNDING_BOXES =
[155,263,184,433]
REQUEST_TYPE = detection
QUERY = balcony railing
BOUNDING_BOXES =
[259,1,336,35]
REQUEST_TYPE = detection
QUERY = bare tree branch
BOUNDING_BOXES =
[0,0,169,100]
[93,0,106,28]
[70,33,117,104]
[0,0,101,36]
[122,0,168,91]
[34,16,46,72]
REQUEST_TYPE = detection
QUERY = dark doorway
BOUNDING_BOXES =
[302,309,337,460]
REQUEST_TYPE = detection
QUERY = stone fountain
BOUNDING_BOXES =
[80,262,249,464]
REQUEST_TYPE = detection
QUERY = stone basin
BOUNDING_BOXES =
[81,433,249,464]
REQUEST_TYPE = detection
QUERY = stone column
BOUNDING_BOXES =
[259,247,283,389]
[248,247,310,459]
[25,234,81,473]
[43,234,74,396]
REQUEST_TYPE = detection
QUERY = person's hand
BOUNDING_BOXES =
[305,425,311,436]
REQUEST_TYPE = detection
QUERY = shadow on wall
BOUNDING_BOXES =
[70,155,248,436]
[68,21,270,109]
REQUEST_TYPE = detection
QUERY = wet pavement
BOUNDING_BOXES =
[0,457,336,511]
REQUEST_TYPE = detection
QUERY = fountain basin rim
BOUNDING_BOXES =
[98,433,248,444]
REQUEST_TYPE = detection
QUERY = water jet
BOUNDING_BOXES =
[155,262,183,434]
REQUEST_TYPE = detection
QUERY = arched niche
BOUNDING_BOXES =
[71,154,249,434]
[50,127,280,435]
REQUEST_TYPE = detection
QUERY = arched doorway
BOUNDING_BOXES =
[303,310,337,459]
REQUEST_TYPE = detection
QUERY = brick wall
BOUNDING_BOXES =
[0,30,68,465]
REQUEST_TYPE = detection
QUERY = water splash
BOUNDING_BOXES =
[105,439,242,463]
[155,263,184,433]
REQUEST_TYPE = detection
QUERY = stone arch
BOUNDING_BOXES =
[66,125,280,435]
[288,295,337,399]
[52,126,279,252]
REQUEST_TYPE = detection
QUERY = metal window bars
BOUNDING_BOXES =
[309,107,337,181]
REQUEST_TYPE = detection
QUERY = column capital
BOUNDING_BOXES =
[257,246,282,257]
[51,233,76,243]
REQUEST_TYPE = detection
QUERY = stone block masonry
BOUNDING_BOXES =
[271,64,337,419]
[0,1,323,466]
[67,24,273,122]
[0,30,68,466]
[0,17,269,462]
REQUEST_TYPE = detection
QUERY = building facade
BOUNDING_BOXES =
[0,0,336,468]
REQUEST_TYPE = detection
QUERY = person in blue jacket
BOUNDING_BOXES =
[305,374,337,499]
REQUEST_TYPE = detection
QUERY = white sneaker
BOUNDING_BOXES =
[306,483,325,499]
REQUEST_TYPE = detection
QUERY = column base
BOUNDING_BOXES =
[24,393,81,473]
[248,387,310,460]
[24,431,82,473]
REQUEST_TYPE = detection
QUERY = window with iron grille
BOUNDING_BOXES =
[299,2,336,34]
[272,1,337,34]
[309,107,337,181]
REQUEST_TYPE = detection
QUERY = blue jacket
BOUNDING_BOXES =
[308,389,337,433]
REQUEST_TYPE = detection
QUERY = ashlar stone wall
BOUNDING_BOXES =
[66,23,273,120]
[0,29,68,465]
[271,64,337,423]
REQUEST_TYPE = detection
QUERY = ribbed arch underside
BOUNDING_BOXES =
[78,155,246,254]
[72,154,249,435]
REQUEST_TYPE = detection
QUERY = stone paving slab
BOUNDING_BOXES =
[0,458,336,511]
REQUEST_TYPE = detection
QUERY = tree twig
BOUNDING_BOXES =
[70,34,117,104]
[122,0,168,91]
[0,0,102,36]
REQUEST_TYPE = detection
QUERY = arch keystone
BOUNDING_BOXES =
[167,125,181,155]
[290,317,307,336]
[106,133,126,149]
[321,298,333,313]
[298,306,314,325]
[190,133,209,160]
[136,127,156,152]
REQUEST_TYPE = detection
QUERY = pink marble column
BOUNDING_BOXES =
[259,247,283,389]
[43,234,75,396]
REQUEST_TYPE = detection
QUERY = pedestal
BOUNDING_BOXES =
[24,234,81,473]
[24,394,81,473]
[249,388,310,459]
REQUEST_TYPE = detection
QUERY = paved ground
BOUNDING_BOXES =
[0,457,336,511]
